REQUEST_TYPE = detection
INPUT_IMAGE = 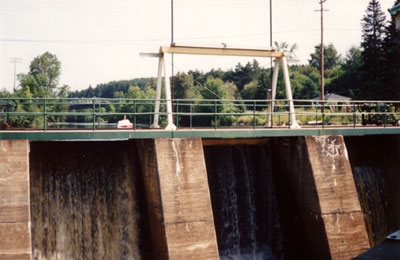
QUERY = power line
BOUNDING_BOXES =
[9,58,22,93]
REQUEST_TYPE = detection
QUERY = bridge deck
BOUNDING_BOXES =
[1,126,400,141]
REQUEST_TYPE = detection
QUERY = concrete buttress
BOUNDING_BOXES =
[137,138,219,260]
[0,140,32,260]
[305,136,370,259]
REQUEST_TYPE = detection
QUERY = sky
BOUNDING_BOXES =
[0,0,397,92]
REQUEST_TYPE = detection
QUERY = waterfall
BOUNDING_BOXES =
[345,136,400,246]
[204,144,284,260]
[30,141,152,260]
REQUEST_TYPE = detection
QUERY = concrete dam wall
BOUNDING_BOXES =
[0,136,399,259]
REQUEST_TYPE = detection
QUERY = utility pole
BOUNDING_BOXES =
[171,0,175,101]
[316,0,328,101]
[9,58,22,94]
[269,0,273,87]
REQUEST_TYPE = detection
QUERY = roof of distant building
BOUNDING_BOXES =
[312,93,351,101]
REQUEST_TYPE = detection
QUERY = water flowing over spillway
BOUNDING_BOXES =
[204,144,284,260]
[345,136,400,246]
[29,141,152,260]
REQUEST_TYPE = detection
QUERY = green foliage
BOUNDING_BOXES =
[360,0,387,99]
[309,43,342,71]
[381,0,400,99]
[173,72,202,100]
[18,52,62,97]
[68,78,156,98]
[327,47,363,98]
[223,60,262,92]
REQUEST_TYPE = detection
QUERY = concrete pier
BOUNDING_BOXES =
[0,140,31,260]
[272,136,370,259]
[305,136,370,259]
[137,138,219,260]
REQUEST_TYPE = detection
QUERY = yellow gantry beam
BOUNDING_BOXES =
[160,45,284,58]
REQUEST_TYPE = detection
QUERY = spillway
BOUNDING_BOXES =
[345,135,400,246]
[29,141,153,260]
[204,142,315,260]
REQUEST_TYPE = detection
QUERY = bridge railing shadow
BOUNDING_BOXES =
[0,98,399,130]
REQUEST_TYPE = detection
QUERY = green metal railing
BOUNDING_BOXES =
[0,97,400,130]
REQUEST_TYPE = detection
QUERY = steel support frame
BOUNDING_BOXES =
[151,45,299,130]
[268,56,299,128]
[151,54,177,130]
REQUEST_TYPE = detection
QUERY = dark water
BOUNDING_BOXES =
[30,141,152,260]
[204,144,284,260]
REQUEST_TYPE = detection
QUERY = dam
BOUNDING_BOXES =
[1,132,399,259]
[0,46,399,259]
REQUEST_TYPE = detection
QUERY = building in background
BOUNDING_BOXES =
[389,3,400,30]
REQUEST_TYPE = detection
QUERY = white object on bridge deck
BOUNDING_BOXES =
[117,115,133,129]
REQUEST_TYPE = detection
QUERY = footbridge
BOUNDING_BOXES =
[1,97,400,140]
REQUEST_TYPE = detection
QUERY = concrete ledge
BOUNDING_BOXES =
[0,254,31,260]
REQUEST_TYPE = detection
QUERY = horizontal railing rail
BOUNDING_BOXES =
[0,97,399,130]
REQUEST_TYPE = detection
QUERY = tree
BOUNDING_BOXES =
[172,72,201,100]
[326,47,363,98]
[309,43,342,71]
[360,0,387,99]
[381,0,400,99]
[223,60,262,92]
[18,52,61,97]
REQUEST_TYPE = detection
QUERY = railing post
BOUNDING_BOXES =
[43,99,47,131]
[322,101,325,129]
[384,102,387,128]
[190,103,193,128]
[134,100,136,130]
[353,103,356,128]
[214,101,217,129]
[92,99,96,131]
[315,103,318,126]
[176,100,179,128]
[253,101,256,129]
[288,101,291,129]
[278,105,281,126]
[5,106,8,125]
